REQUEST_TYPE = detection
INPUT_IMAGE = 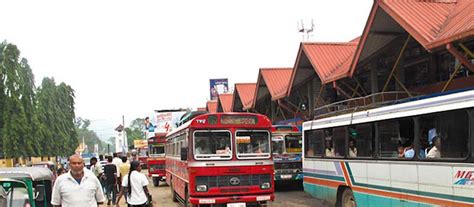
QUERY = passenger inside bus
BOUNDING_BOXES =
[403,142,415,158]
[348,139,357,157]
[195,140,212,154]
[325,139,335,157]
[426,128,441,159]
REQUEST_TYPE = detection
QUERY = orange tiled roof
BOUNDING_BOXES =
[206,100,218,113]
[380,0,473,49]
[253,68,292,107]
[234,83,257,110]
[218,94,233,112]
[351,0,473,76]
[302,42,359,83]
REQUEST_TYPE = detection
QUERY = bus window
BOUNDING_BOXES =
[236,131,270,159]
[378,118,414,158]
[348,123,374,158]
[304,130,323,157]
[193,131,232,160]
[272,135,284,154]
[324,127,345,157]
[419,109,469,159]
[285,135,302,153]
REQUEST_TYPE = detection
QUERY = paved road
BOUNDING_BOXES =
[103,174,329,207]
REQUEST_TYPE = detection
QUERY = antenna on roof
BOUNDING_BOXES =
[297,18,315,42]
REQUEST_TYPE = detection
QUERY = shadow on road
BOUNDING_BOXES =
[275,180,304,192]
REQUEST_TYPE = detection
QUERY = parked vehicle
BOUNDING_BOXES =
[166,112,274,206]
[303,89,474,206]
[31,161,57,174]
[147,133,167,187]
[271,125,303,183]
[0,167,54,207]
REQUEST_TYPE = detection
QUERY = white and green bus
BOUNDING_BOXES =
[303,89,474,207]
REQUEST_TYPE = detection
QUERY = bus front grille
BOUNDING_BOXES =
[195,174,271,188]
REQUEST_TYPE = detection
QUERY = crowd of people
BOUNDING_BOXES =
[51,153,151,207]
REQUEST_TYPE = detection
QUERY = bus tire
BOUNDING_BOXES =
[153,177,159,187]
[337,188,356,207]
[170,181,178,202]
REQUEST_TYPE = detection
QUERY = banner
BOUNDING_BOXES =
[134,140,148,148]
[150,110,187,136]
[209,78,229,100]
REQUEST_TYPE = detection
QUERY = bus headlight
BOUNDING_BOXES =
[260,182,271,189]
[196,185,208,192]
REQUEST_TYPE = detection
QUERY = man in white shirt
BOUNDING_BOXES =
[52,154,105,207]
[112,153,123,177]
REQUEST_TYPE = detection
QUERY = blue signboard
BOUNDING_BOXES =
[209,78,228,100]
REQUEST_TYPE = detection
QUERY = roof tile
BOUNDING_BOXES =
[206,100,218,113]
[235,83,257,110]
[218,94,233,112]
[259,68,293,100]
[302,42,358,83]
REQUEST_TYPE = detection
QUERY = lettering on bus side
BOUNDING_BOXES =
[454,170,474,185]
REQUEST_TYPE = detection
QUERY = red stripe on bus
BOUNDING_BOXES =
[340,161,352,187]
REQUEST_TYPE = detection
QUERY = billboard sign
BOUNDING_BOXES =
[210,78,229,100]
[150,110,187,136]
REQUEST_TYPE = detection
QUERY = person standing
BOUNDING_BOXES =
[119,156,130,183]
[51,154,105,207]
[104,156,118,205]
[116,161,151,207]
[112,153,123,191]
[90,157,104,178]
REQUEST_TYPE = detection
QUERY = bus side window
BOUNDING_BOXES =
[419,109,469,159]
[323,128,345,157]
[378,118,414,158]
[348,123,374,158]
[304,130,323,157]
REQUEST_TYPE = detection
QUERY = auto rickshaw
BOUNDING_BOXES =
[30,162,56,174]
[0,167,54,207]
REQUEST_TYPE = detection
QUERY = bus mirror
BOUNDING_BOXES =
[180,148,188,161]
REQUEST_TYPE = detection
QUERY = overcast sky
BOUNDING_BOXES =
[1,0,372,140]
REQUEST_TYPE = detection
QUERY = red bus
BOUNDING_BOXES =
[147,133,167,186]
[165,112,274,207]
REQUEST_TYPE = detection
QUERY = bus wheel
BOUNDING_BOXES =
[339,188,356,207]
[153,177,159,187]
[170,182,178,202]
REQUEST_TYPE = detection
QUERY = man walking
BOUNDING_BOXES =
[104,156,118,205]
[51,154,105,207]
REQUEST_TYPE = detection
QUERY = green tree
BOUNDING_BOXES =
[57,83,78,155]
[75,117,105,154]
[18,58,42,156]
[125,118,145,148]
[0,43,28,158]
[0,42,6,158]
[36,78,56,156]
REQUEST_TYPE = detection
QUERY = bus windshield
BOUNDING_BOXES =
[193,131,232,160]
[236,131,270,159]
[272,135,284,155]
[285,135,302,153]
[149,145,165,155]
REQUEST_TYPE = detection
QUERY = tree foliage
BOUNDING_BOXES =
[0,41,78,158]
[75,117,107,154]
[125,118,145,148]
